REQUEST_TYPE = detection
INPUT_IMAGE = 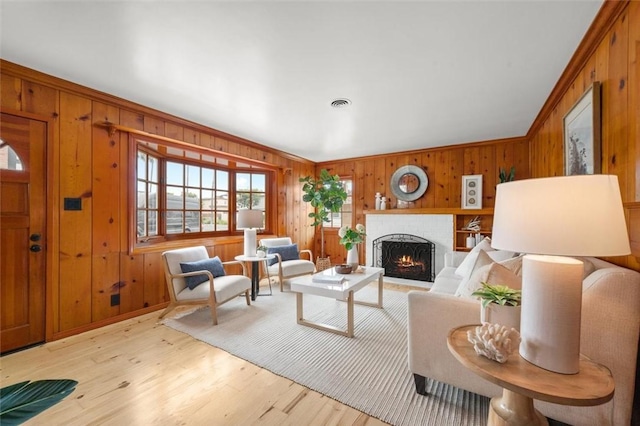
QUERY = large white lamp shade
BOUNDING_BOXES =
[492,175,630,374]
[237,209,263,257]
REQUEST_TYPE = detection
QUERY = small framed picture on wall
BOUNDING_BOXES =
[462,174,483,209]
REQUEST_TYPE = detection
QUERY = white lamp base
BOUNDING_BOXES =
[243,228,257,257]
[520,255,583,374]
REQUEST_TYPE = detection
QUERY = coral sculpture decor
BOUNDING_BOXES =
[466,323,521,363]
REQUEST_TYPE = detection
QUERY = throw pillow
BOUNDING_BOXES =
[267,243,300,266]
[455,249,492,278]
[470,236,494,254]
[180,256,226,290]
[457,261,522,299]
[488,250,516,262]
[454,250,493,296]
[498,254,524,277]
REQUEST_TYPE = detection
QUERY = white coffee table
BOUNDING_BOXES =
[289,266,384,338]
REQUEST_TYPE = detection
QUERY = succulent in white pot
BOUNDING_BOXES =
[471,283,522,331]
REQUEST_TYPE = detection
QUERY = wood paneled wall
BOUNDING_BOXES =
[1,0,638,341]
[528,0,640,270]
[1,60,315,339]
[316,137,530,265]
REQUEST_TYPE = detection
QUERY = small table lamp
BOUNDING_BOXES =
[492,175,630,374]
[237,209,263,257]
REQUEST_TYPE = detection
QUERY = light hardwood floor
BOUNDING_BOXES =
[1,283,424,425]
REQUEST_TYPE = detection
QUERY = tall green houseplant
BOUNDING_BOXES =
[300,169,347,262]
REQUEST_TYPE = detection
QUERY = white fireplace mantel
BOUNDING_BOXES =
[365,212,454,287]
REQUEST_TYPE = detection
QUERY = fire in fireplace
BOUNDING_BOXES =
[372,234,435,282]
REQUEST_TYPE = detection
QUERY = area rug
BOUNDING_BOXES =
[162,285,489,425]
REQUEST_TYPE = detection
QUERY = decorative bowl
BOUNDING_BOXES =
[335,264,353,274]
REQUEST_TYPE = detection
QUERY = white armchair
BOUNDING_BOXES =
[159,246,251,325]
[259,237,315,291]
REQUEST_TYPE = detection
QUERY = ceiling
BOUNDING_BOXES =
[0,1,603,163]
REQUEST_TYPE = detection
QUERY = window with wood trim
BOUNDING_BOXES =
[136,150,160,237]
[134,135,271,244]
[327,178,352,228]
[164,160,230,233]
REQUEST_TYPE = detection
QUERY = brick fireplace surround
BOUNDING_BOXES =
[365,213,454,288]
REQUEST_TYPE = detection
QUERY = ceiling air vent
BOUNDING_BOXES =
[330,98,351,108]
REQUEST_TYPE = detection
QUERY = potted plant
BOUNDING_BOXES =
[498,166,516,183]
[471,282,522,330]
[256,245,267,258]
[299,169,348,269]
[338,223,366,269]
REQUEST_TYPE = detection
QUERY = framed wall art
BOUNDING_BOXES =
[563,82,601,175]
[462,174,482,209]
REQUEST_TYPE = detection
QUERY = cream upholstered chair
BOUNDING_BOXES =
[159,246,251,325]
[259,237,315,291]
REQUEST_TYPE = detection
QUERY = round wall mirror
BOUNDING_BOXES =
[390,165,428,202]
[399,173,420,194]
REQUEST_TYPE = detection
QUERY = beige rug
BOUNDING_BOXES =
[162,285,489,425]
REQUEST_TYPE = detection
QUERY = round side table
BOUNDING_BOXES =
[234,254,276,300]
[447,324,614,426]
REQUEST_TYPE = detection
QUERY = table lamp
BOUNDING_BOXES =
[237,209,263,257]
[491,175,630,374]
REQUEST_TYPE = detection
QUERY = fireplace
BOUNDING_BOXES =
[372,234,435,282]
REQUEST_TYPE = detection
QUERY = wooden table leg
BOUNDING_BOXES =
[353,272,384,309]
[347,291,354,338]
[296,292,304,324]
[488,388,548,426]
[296,291,351,337]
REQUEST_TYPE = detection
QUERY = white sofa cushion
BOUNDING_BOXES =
[266,259,315,277]
[471,236,494,254]
[452,237,500,278]
[454,249,493,278]
[456,261,522,298]
[487,250,516,262]
[454,250,493,296]
[176,274,250,302]
[430,268,462,294]
[498,254,524,276]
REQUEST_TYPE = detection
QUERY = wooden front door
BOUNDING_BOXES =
[0,112,47,353]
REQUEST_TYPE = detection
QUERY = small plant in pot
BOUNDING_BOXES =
[256,245,267,258]
[338,223,366,269]
[471,282,522,331]
[498,166,516,183]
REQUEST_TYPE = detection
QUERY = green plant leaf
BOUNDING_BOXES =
[471,282,521,308]
[300,169,348,257]
[0,379,78,425]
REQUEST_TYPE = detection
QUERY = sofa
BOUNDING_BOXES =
[408,245,640,426]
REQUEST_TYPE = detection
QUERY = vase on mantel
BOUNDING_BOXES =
[346,246,359,270]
